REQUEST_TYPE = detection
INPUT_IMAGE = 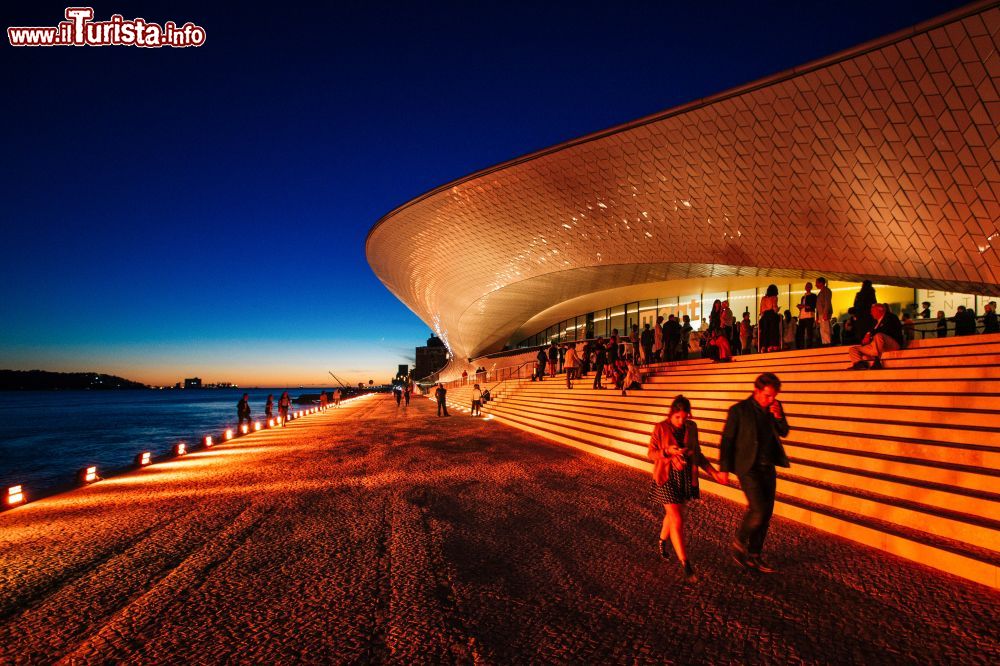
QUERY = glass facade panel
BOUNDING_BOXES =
[638,299,658,328]
[592,308,608,339]
[678,294,701,327]
[915,289,976,319]
[609,304,626,338]
[728,288,757,321]
[657,296,679,321]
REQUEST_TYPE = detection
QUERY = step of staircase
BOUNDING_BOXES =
[488,408,1000,589]
[477,334,1000,588]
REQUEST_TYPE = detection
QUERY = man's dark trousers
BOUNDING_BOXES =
[437,400,449,416]
[737,464,777,554]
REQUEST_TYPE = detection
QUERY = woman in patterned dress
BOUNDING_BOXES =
[647,395,726,582]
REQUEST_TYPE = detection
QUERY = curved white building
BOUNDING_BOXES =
[368,1,1000,364]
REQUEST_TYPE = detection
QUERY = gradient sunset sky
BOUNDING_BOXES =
[1,0,968,387]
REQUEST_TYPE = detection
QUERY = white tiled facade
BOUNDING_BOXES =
[368,2,1000,361]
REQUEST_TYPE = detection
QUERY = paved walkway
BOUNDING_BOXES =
[1,394,997,664]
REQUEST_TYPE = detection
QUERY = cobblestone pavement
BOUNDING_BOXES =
[1,395,997,665]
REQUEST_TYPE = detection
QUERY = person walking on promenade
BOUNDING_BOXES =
[653,315,664,362]
[394,385,402,406]
[564,343,580,388]
[592,340,607,389]
[848,303,904,370]
[984,301,998,334]
[853,280,878,340]
[435,383,449,416]
[717,373,790,574]
[237,393,252,432]
[758,284,782,353]
[640,323,654,366]
[320,391,328,408]
[815,277,833,347]
[648,395,726,583]
[796,282,817,349]
[333,387,342,407]
[265,394,274,422]
[278,391,291,424]
[403,378,412,406]
[471,383,483,416]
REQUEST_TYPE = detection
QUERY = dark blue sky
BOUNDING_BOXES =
[1,0,969,385]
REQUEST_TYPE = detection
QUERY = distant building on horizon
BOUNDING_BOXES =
[413,335,448,381]
[184,377,202,389]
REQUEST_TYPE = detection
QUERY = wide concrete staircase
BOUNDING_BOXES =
[480,333,1000,588]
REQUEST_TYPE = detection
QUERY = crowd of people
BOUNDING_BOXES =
[522,283,996,379]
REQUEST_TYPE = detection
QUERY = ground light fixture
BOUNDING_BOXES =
[6,485,24,507]
[77,466,99,485]
[173,442,187,456]
[205,435,213,447]
[254,421,262,431]
[241,424,249,435]
[135,451,152,467]
[267,419,274,428]
[225,429,233,441]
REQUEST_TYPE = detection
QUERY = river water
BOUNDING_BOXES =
[0,389,327,499]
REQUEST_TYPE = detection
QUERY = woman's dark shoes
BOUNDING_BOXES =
[747,556,776,574]
[658,539,671,560]
[731,539,750,568]
[682,560,699,584]
[849,361,869,370]
[870,359,884,370]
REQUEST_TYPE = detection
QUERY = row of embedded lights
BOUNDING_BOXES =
[4,394,376,510]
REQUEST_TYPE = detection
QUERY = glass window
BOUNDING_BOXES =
[658,296,679,321]
[638,299,657,328]
[679,294,701,328]
[609,304,626,339]
[592,308,608,339]
[728,288,757,322]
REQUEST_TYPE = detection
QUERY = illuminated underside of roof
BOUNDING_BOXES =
[367,1,1000,361]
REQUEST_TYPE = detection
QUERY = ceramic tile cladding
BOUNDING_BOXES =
[368,3,1000,360]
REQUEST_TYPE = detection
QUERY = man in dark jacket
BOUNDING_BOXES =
[718,373,790,573]
[848,303,904,369]
[640,323,655,366]
[237,393,252,432]
[663,315,681,362]
[534,348,548,381]
[984,301,998,334]
[434,383,449,416]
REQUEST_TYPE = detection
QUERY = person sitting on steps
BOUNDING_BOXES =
[848,303,904,370]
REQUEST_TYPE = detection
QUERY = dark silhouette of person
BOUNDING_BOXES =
[435,383,449,416]
[237,393,252,431]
